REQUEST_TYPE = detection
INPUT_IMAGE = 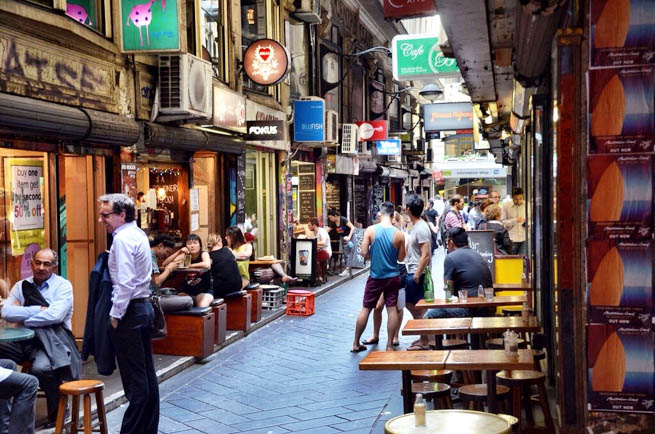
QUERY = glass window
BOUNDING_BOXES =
[200,0,226,81]
[288,21,309,100]
[65,1,102,32]
[241,0,268,93]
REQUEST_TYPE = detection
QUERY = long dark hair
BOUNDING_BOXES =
[226,226,246,249]
[185,233,204,257]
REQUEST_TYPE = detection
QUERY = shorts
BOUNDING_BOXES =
[317,250,330,262]
[363,275,401,309]
[398,263,408,289]
[405,273,425,305]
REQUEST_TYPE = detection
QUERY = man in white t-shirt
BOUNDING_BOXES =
[308,218,332,283]
[0,359,38,434]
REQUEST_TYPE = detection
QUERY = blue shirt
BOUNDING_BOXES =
[1,274,73,330]
[108,221,152,319]
[369,224,399,279]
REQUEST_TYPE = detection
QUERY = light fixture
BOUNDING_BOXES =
[157,188,167,201]
[552,105,559,123]
[501,129,509,140]
[247,8,255,25]
[419,84,443,102]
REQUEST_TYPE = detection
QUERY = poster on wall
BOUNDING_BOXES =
[589,67,655,153]
[587,323,654,412]
[590,0,655,68]
[120,164,137,201]
[587,154,653,239]
[119,0,181,52]
[586,239,653,324]
[5,159,46,255]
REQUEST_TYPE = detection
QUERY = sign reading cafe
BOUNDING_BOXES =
[392,34,459,81]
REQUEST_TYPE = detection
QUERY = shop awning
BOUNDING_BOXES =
[145,122,244,154]
[408,169,420,177]
[0,92,140,146]
[358,158,377,174]
[379,166,409,179]
[334,155,356,175]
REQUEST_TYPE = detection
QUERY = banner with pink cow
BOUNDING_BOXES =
[120,0,180,52]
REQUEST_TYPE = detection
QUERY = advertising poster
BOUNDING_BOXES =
[587,154,653,238]
[5,159,46,255]
[587,323,654,412]
[120,0,180,52]
[589,67,655,153]
[586,239,653,324]
[590,0,655,68]
[120,163,137,201]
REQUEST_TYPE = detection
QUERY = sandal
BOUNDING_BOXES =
[362,338,379,345]
[407,343,430,351]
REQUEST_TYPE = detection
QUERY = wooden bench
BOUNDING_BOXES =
[246,286,263,323]
[225,292,252,331]
[211,299,227,346]
[359,349,534,414]
[153,307,215,359]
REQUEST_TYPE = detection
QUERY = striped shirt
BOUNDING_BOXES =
[444,210,464,229]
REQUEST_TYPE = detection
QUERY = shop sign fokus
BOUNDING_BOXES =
[246,120,286,141]
[355,121,388,142]
[392,34,459,81]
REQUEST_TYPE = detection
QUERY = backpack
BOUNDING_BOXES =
[437,209,455,246]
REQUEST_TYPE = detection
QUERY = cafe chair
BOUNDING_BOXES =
[55,380,108,434]
[458,383,511,413]
[496,370,555,433]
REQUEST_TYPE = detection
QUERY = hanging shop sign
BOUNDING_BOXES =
[424,103,474,131]
[293,99,325,142]
[356,121,388,142]
[439,166,507,179]
[383,0,437,19]
[213,85,246,133]
[119,0,181,53]
[392,34,459,81]
[243,38,291,86]
[246,120,286,141]
[246,100,288,150]
[5,159,46,255]
[376,139,402,155]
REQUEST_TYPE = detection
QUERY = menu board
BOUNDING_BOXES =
[371,184,384,222]
[299,191,315,223]
[326,181,340,214]
[355,181,368,226]
[299,174,315,190]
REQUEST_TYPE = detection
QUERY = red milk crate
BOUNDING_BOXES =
[285,289,315,316]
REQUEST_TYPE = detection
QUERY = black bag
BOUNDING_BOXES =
[150,292,167,340]
[437,209,455,246]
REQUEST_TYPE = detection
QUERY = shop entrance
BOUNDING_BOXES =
[245,151,278,257]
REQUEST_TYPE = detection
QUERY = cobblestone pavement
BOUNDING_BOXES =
[106,271,410,433]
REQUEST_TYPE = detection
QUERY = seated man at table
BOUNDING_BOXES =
[0,248,80,426]
[426,227,494,320]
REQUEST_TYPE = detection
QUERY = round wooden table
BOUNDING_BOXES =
[0,327,35,342]
[384,409,511,434]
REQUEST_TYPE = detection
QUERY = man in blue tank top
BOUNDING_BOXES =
[351,202,406,352]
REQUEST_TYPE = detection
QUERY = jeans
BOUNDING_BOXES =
[511,241,526,255]
[0,359,38,434]
[109,301,159,434]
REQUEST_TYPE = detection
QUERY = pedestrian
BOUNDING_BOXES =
[488,190,501,204]
[0,359,39,434]
[327,208,356,276]
[484,204,511,254]
[444,195,466,230]
[501,187,526,255]
[403,194,433,351]
[98,193,159,434]
[351,202,405,353]
[307,218,332,284]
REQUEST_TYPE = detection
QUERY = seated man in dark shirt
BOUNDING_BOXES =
[207,233,244,298]
[425,227,493,320]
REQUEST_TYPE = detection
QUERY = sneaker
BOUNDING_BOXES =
[339,269,350,277]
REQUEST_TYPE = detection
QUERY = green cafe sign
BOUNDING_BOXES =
[392,34,459,81]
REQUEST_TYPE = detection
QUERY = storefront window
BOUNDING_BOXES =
[200,0,226,81]
[0,149,50,297]
[287,21,309,100]
[245,151,278,257]
[241,0,268,93]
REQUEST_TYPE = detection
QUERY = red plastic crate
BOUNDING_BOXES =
[286,290,315,316]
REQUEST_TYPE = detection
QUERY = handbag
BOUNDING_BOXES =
[150,291,168,340]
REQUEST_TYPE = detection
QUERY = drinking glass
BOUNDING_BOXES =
[458,290,467,302]
[484,287,494,301]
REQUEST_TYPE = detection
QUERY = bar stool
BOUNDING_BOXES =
[410,383,452,409]
[530,333,548,372]
[410,369,453,384]
[496,370,555,433]
[55,380,108,434]
[458,384,511,412]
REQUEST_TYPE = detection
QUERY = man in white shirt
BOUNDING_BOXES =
[98,193,158,434]
[0,359,38,434]
[308,218,332,284]
[501,187,527,255]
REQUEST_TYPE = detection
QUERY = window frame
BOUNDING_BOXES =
[196,0,228,83]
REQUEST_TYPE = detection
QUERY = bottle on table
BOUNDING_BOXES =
[444,279,452,301]
[423,266,434,302]
[478,284,484,298]
[414,393,426,427]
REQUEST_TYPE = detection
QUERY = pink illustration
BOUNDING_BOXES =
[125,0,166,47]
[66,4,92,27]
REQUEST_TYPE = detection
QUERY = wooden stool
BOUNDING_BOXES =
[246,286,263,323]
[458,383,510,412]
[410,369,453,384]
[441,338,468,350]
[55,380,107,434]
[496,370,555,433]
[411,383,452,409]
[530,333,548,372]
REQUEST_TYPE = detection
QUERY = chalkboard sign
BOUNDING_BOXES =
[345,227,366,269]
[325,181,340,214]
[299,191,315,223]
[299,174,314,190]
[354,181,367,226]
[467,230,495,280]
[371,185,384,222]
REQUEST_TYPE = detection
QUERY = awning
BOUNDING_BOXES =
[420,169,433,178]
[358,159,377,174]
[408,169,420,177]
[334,155,355,175]
[0,92,140,146]
[379,166,408,179]
[145,122,244,154]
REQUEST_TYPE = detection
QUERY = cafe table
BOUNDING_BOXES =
[0,327,35,342]
[384,409,511,434]
[415,295,526,310]
[470,316,540,334]
[402,316,540,337]
[493,282,532,291]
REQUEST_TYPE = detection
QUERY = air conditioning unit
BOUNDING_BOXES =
[325,110,338,144]
[387,154,401,163]
[293,0,322,23]
[341,124,358,154]
[159,54,212,120]
[357,141,370,155]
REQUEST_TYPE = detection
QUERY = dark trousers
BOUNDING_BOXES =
[109,301,159,434]
[0,359,39,434]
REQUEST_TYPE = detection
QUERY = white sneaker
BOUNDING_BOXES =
[339,269,350,277]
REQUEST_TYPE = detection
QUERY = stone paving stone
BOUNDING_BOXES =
[328,416,379,432]
[157,415,195,433]
[338,407,384,421]
[196,408,250,425]
[161,405,207,423]
[168,398,217,413]
[240,406,304,421]
[344,398,391,412]
[229,415,299,431]
[285,427,342,434]
[279,415,348,431]
[185,417,240,434]
[289,406,352,421]
[238,427,290,434]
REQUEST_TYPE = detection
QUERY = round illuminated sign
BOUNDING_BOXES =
[243,38,290,86]
[359,123,374,140]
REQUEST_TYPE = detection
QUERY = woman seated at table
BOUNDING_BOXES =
[482,204,511,255]
[226,226,252,289]
[207,233,244,298]
[163,233,213,307]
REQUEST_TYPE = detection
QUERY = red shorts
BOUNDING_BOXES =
[363,276,401,308]
[317,250,330,262]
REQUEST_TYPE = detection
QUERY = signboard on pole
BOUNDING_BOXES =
[355,121,388,142]
[392,34,459,81]
[119,0,181,53]
[294,99,325,142]
[376,139,402,155]
[383,0,437,19]
[424,103,474,131]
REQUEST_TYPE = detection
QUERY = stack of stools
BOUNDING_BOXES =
[55,380,107,434]
[496,370,555,433]
[406,369,453,409]
[458,384,511,412]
